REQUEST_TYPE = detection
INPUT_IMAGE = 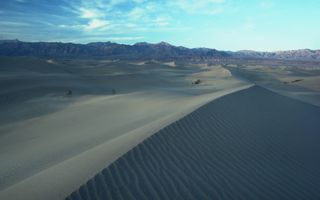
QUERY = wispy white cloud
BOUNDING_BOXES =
[58,0,225,40]
[128,7,146,19]
[62,0,226,31]
[85,19,110,30]
[79,8,101,19]
[59,19,110,31]
[61,0,167,32]
[2,0,319,50]
[153,16,171,27]
[63,2,112,31]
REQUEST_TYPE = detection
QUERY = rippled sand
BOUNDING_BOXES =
[67,86,320,200]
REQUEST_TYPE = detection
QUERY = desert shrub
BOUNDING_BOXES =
[192,79,201,85]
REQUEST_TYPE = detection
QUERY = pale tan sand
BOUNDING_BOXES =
[162,61,176,67]
[0,85,251,200]
[129,61,146,65]
[0,57,252,200]
[46,59,56,64]
[227,64,320,106]
[276,76,320,92]
[190,65,232,79]
[193,63,209,69]
[67,86,320,200]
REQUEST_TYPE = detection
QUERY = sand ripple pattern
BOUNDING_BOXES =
[66,86,320,200]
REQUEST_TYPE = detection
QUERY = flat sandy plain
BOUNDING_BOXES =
[0,57,319,200]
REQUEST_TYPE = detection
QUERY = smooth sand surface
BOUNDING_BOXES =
[67,86,320,200]
[226,64,320,106]
[0,57,251,199]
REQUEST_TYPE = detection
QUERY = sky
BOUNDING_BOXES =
[0,0,319,51]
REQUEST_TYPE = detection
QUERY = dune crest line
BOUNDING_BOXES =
[67,86,320,200]
[0,84,253,200]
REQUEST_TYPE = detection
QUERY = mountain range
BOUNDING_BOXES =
[0,39,319,61]
[232,49,320,61]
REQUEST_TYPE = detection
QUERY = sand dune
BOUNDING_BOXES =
[2,57,319,200]
[162,61,176,67]
[0,85,251,200]
[0,57,251,199]
[226,64,320,106]
[66,86,320,200]
[190,65,232,79]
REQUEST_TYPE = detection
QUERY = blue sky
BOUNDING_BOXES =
[0,0,319,51]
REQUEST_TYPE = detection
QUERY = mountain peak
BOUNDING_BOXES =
[156,41,172,46]
[134,41,172,47]
[133,42,151,46]
[88,41,114,45]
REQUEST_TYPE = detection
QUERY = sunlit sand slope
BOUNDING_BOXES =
[67,86,320,200]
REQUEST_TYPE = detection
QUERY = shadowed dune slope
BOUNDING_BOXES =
[66,86,320,200]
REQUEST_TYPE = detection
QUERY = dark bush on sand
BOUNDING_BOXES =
[192,79,201,85]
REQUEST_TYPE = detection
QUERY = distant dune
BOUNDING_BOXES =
[67,86,320,200]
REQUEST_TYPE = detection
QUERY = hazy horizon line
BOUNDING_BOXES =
[1,38,319,53]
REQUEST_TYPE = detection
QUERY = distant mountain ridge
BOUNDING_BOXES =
[232,49,320,61]
[0,39,319,61]
[0,40,228,60]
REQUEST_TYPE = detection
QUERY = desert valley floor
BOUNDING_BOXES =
[0,57,320,200]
